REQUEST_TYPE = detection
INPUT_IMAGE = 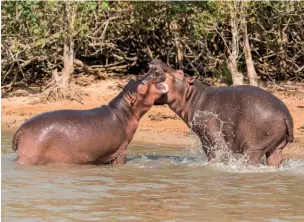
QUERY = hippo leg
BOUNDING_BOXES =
[201,142,216,161]
[244,133,287,167]
[266,149,282,168]
[200,136,231,163]
[112,150,127,165]
[16,134,44,165]
[193,118,232,163]
[245,150,264,166]
[266,139,287,168]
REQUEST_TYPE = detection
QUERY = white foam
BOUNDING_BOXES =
[128,147,304,174]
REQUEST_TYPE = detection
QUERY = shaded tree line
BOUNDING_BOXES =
[1,1,303,100]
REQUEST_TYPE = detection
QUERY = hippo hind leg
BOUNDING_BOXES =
[244,134,287,168]
[266,139,287,168]
[266,149,282,168]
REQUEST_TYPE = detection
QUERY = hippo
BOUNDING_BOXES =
[150,59,293,168]
[12,65,169,165]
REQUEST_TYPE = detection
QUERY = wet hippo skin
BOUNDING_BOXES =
[12,65,169,165]
[151,59,294,168]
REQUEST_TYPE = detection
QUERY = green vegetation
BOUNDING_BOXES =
[1,1,303,100]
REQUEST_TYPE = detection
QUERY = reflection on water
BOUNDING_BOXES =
[2,132,304,222]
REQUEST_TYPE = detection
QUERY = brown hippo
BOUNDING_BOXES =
[12,65,169,165]
[151,59,293,168]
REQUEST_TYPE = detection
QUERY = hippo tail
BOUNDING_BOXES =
[12,127,23,152]
[285,117,294,143]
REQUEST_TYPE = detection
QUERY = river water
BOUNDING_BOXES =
[2,132,304,222]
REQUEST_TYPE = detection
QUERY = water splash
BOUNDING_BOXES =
[181,129,207,164]
[128,152,304,174]
[128,110,304,173]
[207,158,304,174]
[189,110,241,165]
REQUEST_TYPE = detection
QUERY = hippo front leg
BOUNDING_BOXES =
[200,140,216,161]
[111,150,127,165]
[198,129,231,163]
[192,116,232,163]
[200,135,231,164]
[103,142,128,165]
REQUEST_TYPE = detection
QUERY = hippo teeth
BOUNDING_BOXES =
[155,82,169,93]
[163,83,169,93]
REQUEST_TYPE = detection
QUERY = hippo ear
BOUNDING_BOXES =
[185,76,196,99]
[186,76,197,85]
[130,94,136,105]
[125,91,136,106]
[117,84,125,90]
[137,83,147,95]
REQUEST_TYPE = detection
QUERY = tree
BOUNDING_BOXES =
[241,2,258,86]
[227,1,244,85]
[1,1,303,95]
[42,1,82,102]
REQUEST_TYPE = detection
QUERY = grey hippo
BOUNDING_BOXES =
[151,59,293,168]
[12,65,169,165]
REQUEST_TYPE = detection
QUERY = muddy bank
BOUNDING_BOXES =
[2,79,304,160]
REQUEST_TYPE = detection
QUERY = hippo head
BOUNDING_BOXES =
[120,65,169,109]
[149,59,196,105]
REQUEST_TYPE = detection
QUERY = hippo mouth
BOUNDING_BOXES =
[155,82,169,94]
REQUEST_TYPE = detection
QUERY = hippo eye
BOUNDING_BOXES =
[155,70,164,77]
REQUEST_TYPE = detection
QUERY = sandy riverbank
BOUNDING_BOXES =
[2,79,304,160]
